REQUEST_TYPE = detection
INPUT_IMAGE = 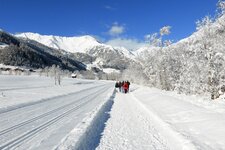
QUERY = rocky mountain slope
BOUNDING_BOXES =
[0,30,140,77]
[15,32,137,73]
[0,31,86,71]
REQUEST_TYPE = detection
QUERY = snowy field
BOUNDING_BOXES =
[1,75,225,150]
[0,75,114,150]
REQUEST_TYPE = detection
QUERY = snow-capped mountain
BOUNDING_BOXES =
[15,32,138,73]
[16,32,135,58]
[0,30,86,71]
[16,33,101,53]
[114,46,136,60]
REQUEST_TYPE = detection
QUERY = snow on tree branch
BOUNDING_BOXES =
[196,16,213,31]
[160,26,171,36]
[217,0,225,14]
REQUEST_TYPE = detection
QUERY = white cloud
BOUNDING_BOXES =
[108,23,125,36]
[104,5,115,10]
[106,38,146,50]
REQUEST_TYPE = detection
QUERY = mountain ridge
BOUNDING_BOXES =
[15,32,139,72]
[16,32,101,53]
[0,30,86,71]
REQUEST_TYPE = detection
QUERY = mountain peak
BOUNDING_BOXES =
[15,32,136,61]
[15,32,101,53]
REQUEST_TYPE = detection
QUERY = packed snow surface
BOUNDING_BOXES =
[98,86,225,150]
[1,75,225,150]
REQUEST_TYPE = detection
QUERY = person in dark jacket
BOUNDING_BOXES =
[115,81,123,92]
[115,82,119,88]
[127,80,130,92]
[118,81,122,92]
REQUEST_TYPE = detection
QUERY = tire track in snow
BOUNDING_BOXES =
[0,85,111,150]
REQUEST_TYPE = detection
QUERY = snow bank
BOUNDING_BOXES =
[130,92,197,150]
[55,89,116,150]
[132,86,225,150]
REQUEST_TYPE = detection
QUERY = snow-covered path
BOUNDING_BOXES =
[98,86,225,150]
[97,92,170,150]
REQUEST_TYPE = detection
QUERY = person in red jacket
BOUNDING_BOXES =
[123,82,129,94]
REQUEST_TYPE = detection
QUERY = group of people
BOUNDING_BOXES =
[115,81,130,94]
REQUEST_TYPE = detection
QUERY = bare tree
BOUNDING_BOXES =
[49,65,62,85]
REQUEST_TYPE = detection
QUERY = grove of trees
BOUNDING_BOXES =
[123,0,225,99]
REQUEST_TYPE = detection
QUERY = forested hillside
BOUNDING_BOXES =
[134,2,225,99]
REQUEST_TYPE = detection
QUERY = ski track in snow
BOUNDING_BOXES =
[0,75,101,111]
[0,84,105,114]
[56,90,116,150]
[0,75,115,150]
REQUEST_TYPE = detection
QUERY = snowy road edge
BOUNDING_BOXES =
[54,89,116,150]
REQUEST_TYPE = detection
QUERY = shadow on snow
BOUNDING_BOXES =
[74,89,116,150]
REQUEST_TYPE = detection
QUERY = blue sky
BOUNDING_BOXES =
[0,0,219,49]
